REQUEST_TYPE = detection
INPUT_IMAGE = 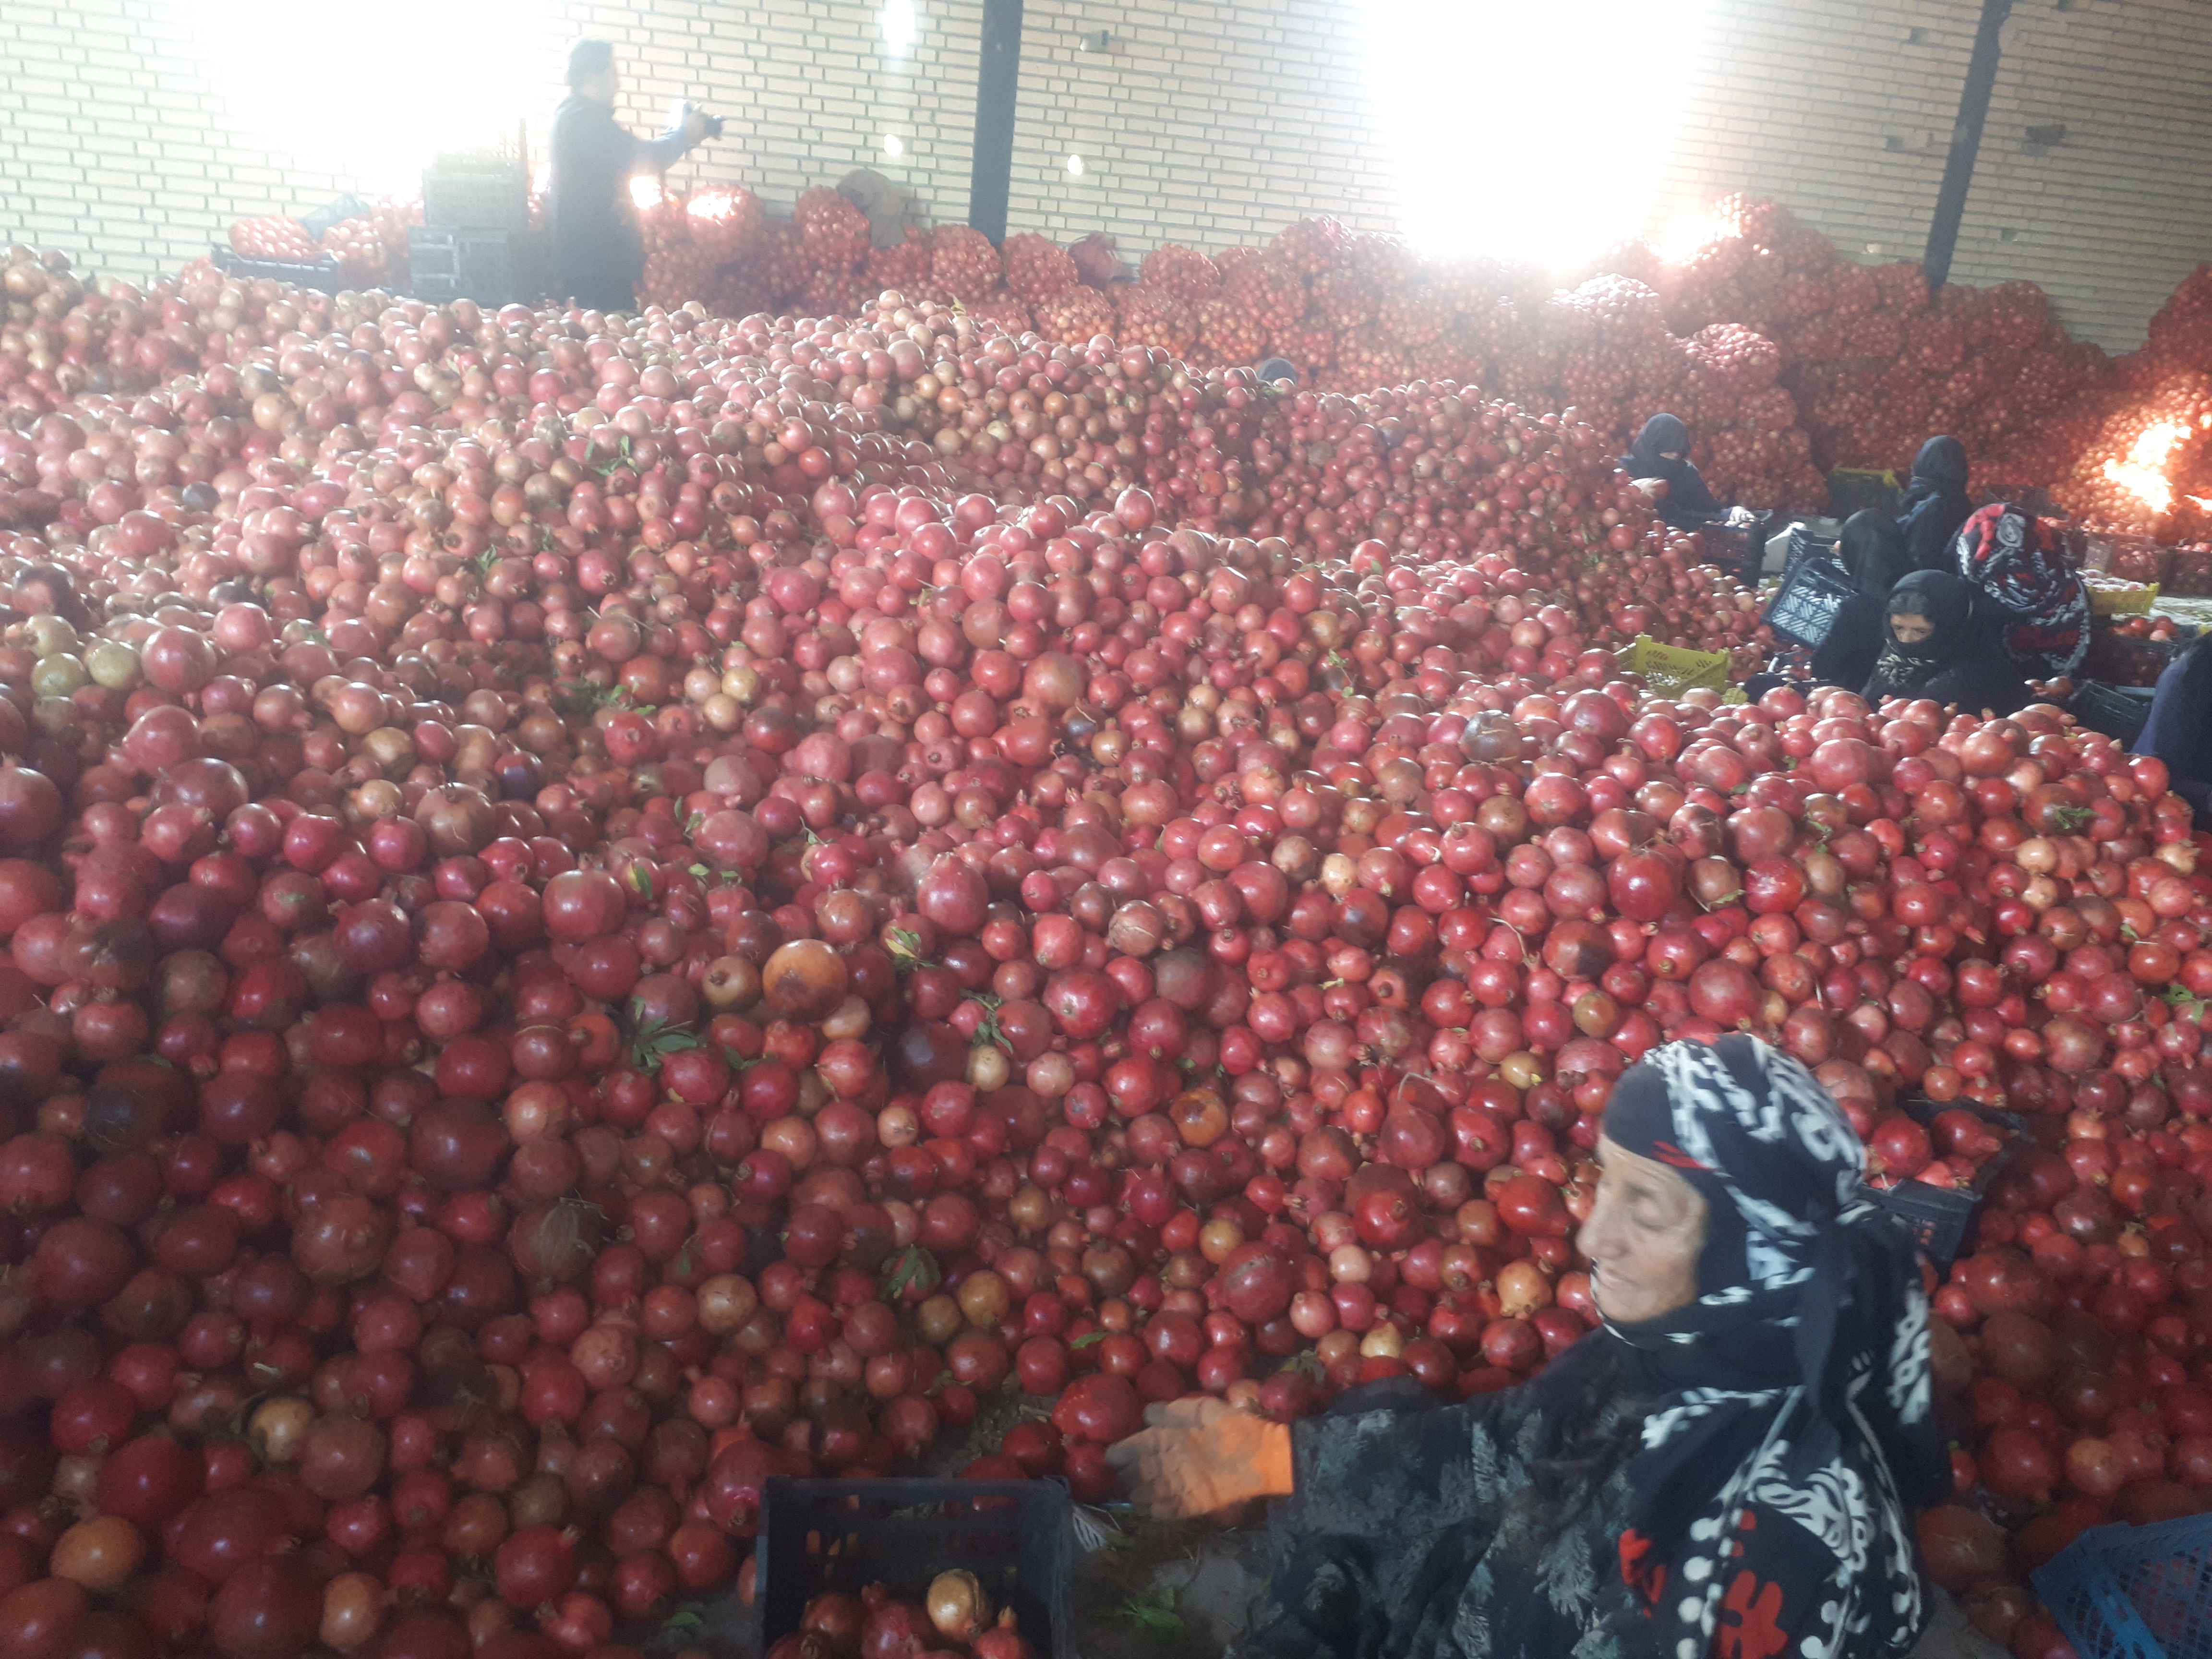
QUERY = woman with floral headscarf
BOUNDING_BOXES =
[1108,1036,1948,1659]
[1953,501,2089,687]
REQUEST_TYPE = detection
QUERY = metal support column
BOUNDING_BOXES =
[968,0,1023,240]
[1923,0,2013,290]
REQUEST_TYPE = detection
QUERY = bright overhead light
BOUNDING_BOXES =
[881,0,917,55]
[1359,0,1713,269]
[190,0,541,194]
[882,134,904,158]
[1065,154,1085,177]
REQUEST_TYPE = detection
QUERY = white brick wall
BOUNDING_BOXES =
[4,0,2210,349]
[547,0,985,224]
[999,0,1401,250]
[0,0,354,275]
[1649,0,2212,350]
[1963,0,2212,348]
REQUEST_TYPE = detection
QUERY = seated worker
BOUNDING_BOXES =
[1621,412,1755,532]
[1106,1036,1949,1659]
[1863,569,2031,716]
[1809,510,1912,692]
[1896,434,1973,573]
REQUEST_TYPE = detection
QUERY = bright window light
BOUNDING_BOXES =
[192,0,545,195]
[1360,0,1711,270]
[1066,155,1085,178]
[881,0,919,56]
[883,134,905,159]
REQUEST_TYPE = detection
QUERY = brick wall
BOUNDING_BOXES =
[1651,0,2212,350]
[999,0,1401,251]
[4,0,2210,349]
[0,0,353,279]
[1645,0,1972,267]
[548,0,984,226]
[1963,0,2212,348]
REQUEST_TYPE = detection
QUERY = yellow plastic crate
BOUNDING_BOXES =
[1617,634,1732,697]
[2089,581,2159,615]
[1828,468,1902,517]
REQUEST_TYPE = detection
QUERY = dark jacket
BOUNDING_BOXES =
[1621,412,1728,529]
[1862,569,2029,715]
[2137,639,2212,818]
[1811,511,1912,691]
[547,96,697,309]
[1897,435,1972,573]
[1812,594,1887,692]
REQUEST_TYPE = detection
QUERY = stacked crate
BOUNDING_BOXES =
[409,129,545,305]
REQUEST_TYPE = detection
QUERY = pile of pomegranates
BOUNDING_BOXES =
[4,235,2212,1659]
[212,175,2212,538]
[770,1573,1034,1659]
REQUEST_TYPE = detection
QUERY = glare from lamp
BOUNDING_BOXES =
[190,0,540,193]
[1066,154,1086,178]
[1654,208,1732,266]
[2104,421,2187,516]
[1358,0,1712,269]
[881,0,918,56]
[883,134,905,159]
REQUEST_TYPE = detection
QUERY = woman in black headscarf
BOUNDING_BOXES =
[1896,435,1972,572]
[1622,412,1754,532]
[1108,1035,1948,1659]
[1809,510,1911,692]
[1862,569,2030,714]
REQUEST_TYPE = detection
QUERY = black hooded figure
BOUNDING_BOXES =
[1897,435,1972,572]
[1862,569,2029,715]
[1620,412,1730,529]
[2136,633,2212,824]
[1809,511,1911,692]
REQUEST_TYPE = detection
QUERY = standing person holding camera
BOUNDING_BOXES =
[548,39,716,313]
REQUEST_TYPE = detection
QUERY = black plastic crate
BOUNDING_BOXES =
[758,1479,1070,1658]
[301,194,371,239]
[1762,550,1855,647]
[2069,682,2156,747]
[1874,1166,1995,1268]
[407,227,548,305]
[1695,517,1768,586]
[210,246,342,293]
[1785,521,1840,569]
[1868,1096,2026,1269]
[422,167,529,231]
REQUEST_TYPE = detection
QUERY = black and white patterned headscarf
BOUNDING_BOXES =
[1599,1036,1949,1659]
[1953,502,2088,680]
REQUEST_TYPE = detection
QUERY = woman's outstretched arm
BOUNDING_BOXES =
[1102,1397,1295,1517]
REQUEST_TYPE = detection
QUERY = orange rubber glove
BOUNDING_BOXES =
[1101,1398,1296,1519]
